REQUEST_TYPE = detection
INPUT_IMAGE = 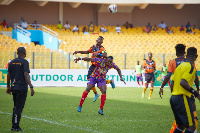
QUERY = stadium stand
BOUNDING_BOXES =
[0,24,200,70]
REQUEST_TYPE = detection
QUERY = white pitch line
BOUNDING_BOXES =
[0,111,101,133]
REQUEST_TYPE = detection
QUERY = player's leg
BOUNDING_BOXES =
[87,65,99,99]
[191,96,198,133]
[11,90,27,131]
[136,76,140,86]
[97,79,107,115]
[170,95,185,133]
[77,77,96,112]
[142,73,149,98]
[106,79,115,89]
[139,75,143,86]
[148,73,155,99]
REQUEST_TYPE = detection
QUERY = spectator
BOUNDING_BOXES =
[153,25,157,31]
[82,26,89,35]
[72,25,79,32]
[158,21,166,29]
[21,19,28,29]
[186,26,194,34]
[88,24,94,33]
[124,21,133,29]
[64,21,70,30]
[180,25,185,31]
[165,26,173,34]
[6,59,12,69]
[193,25,196,30]
[89,21,93,27]
[115,25,121,33]
[100,25,108,33]
[143,23,152,33]
[185,22,191,28]
[32,20,38,28]
[3,19,8,27]
[57,21,62,30]
[20,18,24,26]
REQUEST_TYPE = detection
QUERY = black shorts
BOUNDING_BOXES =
[87,64,96,80]
[145,73,155,84]
[170,95,195,127]
[190,95,195,104]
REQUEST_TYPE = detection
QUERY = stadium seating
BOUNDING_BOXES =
[0,25,200,70]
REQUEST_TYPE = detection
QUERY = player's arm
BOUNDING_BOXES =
[74,57,95,63]
[24,61,34,96]
[180,67,200,99]
[153,62,157,75]
[73,51,89,55]
[6,72,11,95]
[116,67,126,84]
[194,72,199,93]
[160,67,163,73]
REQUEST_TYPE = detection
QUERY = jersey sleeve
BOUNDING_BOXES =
[23,60,30,73]
[88,46,93,53]
[8,63,12,72]
[93,58,102,65]
[142,60,146,68]
[167,60,174,73]
[181,65,194,83]
[111,62,118,69]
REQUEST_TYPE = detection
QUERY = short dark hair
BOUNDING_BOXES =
[99,36,104,40]
[187,47,197,56]
[107,56,113,60]
[175,44,186,55]
[17,47,26,54]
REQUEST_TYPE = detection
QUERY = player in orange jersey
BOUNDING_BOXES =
[142,52,157,99]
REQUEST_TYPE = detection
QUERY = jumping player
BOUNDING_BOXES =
[142,52,157,99]
[74,56,125,115]
[73,36,115,102]
[135,61,143,87]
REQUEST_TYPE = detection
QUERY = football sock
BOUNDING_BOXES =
[106,80,111,84]
[184,129,193,133]
[91,86,97,95]
[193,111,198,131]
[143,87,147,94]
[174,127,183,133]
[148,88,153,98]
[170,119,177,133]
[100,94,106,110]
[137,81,140,86]
[141,81,143,86]
[79,90,89,107]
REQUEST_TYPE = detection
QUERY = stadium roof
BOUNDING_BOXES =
[1,0,200,12]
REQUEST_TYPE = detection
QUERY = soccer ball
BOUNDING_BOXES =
[109,4,117,13]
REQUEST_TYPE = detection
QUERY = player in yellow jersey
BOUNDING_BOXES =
[170,47,200,133]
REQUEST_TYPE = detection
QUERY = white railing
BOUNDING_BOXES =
[41,25,58,37]
[15,25,31,37]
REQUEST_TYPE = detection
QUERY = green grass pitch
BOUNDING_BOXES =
[0,87,199,133]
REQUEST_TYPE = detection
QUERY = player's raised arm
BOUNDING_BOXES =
[73,51,89,55]
[74,57,95,63]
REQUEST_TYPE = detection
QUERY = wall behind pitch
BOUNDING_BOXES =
[63,3,96,26]
[0,1,59,26]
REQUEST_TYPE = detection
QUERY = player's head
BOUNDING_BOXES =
[137,61,139,65]
[96,36,104,46]
[186,47,198,61]
[175,44,186,57]
[106,56,113,66]
[17,47,26,58]
[148,52,152,59]
[163,63,166,67]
